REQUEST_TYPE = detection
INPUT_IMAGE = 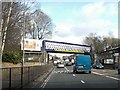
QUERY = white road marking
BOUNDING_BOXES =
[106,76,120,81]
[81,80,85,84]
[73,74,75,77]
[41,69,53,88]
[40,82,44,88]
[92,71,120,81]
[92,72,104,76]
[42,74,52,88]
[65,67,69,72]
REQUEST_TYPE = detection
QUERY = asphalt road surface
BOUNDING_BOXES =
[41,66,120,90]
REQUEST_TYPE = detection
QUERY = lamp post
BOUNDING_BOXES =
[21,0,26,88]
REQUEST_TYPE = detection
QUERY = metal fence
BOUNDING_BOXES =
[2,64,53,89]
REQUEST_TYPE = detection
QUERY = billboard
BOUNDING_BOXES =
[104,59,114,64]
[21,39,41,51]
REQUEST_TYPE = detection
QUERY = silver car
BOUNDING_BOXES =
[57,62,64,68]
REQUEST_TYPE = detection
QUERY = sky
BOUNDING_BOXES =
[40,1,118,44]
[39,1,118,57]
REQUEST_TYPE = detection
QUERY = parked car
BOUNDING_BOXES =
[118,66,120,74]
[92,63,104,69]
[57,62,64,68]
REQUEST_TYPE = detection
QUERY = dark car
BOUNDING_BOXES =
[118,66,120,74]
[92,63,104,69]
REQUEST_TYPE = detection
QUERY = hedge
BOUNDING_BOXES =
[2,51,22,64]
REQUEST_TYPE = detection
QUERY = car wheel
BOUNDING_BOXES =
[89,71,91,74]
[118,70,120,74]
[73,70,75,74]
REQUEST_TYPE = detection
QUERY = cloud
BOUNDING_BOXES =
[81,2,105,18]
[42,2,118,44]
[53,22,74,37]
[70,18,113,37]
[50,35,86,44]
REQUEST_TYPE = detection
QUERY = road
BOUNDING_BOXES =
[41,66,120,90]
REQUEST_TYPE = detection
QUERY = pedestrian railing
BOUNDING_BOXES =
[2,63,53,89]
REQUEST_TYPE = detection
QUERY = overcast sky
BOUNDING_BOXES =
[40,1,118,57]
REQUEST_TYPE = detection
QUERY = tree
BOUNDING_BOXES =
[32,9,53,40]
[1,2,54,63]
[83,33,119,54]
[83,33,104,53]
[103,36,118,49]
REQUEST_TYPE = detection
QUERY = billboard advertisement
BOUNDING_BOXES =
[104,59,114,64]
[21,39,41,51]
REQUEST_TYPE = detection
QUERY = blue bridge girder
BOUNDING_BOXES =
[42,40,92,54]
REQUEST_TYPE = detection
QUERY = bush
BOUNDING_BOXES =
[2,51,22,64]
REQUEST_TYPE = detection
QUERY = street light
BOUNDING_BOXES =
[21,0,26,88]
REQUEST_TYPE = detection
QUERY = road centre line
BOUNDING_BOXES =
[81,80,85,84]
